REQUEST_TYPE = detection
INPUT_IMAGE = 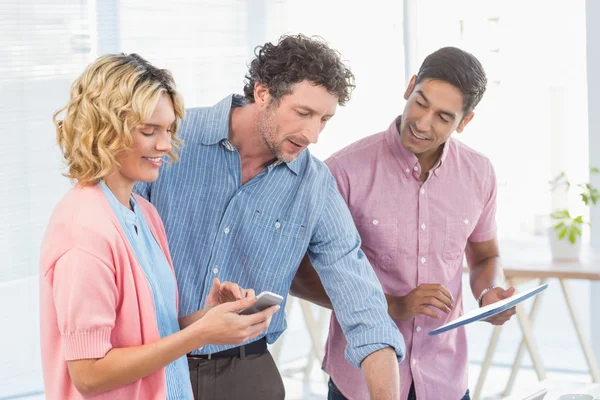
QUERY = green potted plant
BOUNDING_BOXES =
[548,167,600,260]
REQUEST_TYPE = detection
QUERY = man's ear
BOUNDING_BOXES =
[404,75,417,100]
[254,83,271,106]
[456,112,475,133]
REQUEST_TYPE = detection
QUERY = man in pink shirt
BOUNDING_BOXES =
[291,47,516,400]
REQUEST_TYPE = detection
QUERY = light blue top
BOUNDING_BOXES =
[100,181,193,400]
[134,94,406,367]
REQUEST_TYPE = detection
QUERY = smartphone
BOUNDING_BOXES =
[238,291,284,315]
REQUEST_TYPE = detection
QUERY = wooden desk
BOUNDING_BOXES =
[472,239,600,400]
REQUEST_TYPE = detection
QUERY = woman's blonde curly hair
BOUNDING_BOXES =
[54,53,185,185]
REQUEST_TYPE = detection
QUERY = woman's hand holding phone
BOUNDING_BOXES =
[190,296,280,347]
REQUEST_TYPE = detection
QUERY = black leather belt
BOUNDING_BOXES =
[187,338,267,360]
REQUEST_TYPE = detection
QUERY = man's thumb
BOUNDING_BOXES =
[502,287,516,298]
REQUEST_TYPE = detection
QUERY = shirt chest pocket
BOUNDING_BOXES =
[242,209,308,281]
[251,209,306,238]
[354,217,398,268]
[442,216,476,262]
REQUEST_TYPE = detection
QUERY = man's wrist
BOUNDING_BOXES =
[477,287,494,307]
[386,294,403,320]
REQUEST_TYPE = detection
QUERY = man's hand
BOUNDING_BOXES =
[203,278,255,313]
[481,286,516,325]
[389,284,454,321]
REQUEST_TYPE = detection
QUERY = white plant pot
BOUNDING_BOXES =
[548,227,582,260]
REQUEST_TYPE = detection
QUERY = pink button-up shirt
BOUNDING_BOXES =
[322,117,497,400]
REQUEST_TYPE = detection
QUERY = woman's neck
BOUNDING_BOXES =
[102,173,135,210]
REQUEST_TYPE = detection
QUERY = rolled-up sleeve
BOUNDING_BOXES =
[308,173,406,367]
[51,248,118,361]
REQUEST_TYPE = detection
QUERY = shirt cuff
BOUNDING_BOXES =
[469,229,496,243]
[62,328,113,361]
[344,326,406,368]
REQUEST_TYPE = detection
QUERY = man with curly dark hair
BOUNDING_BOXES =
[135,34,405,400]
[243,34,355,107]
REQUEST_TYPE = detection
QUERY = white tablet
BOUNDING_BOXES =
[428,283,549,336]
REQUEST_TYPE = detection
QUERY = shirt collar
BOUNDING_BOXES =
[385,116,419,176]
[200,94,245,145]
[281,152,302,175]
[98,181,138,225]
[201,93,301,175]
[433,137,451,176]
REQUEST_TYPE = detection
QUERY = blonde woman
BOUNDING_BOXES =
[39,53,279,400]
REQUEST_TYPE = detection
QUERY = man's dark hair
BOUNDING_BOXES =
[415,47,487,115]
[243,34,355,106]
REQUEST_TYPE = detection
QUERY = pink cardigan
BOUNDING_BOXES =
[40,184,178,399]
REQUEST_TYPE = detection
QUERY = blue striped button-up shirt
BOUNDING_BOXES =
[134,94,405,367]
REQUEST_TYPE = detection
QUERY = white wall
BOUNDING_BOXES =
[0,278,43,398]
[406,0,589,240]
[585,0,600,366]
[268,0,406,161]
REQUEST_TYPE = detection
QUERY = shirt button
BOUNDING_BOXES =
[421,223,426,230]
[412,359,417,365]
[212,267,219,274]
[274,221,281,229]
[420,257,426,264]
[416,326,422,332]
[464,219,469,224]
[420,188,425,195]
[224,227,230,235]
[372,219,379,225]
[413,166,419,171]
[405,168,410,173]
